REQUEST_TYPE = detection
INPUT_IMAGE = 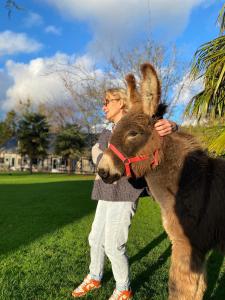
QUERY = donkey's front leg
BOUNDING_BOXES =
[168,242,206,300]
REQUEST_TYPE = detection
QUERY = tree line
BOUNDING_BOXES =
[0,111,87,174]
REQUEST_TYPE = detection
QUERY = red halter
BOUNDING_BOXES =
[108,143,159,177]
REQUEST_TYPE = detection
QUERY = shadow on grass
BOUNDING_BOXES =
[132,245,171,294]
[131,245,224,299]
[130,231,167,265]
[102,232,167,286]
[204,250,225,300]
[0,180,96,256]
[130,242,224,299]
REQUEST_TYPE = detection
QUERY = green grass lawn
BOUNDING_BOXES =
[0,173,224,300]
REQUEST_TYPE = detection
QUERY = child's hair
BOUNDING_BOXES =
[105,88,128,112]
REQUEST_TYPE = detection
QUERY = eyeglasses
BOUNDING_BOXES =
[103,98,120,107]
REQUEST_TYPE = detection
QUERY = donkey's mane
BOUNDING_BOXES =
[153,103,167,119]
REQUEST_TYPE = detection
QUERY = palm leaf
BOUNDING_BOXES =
[191,36,225,78]
[214,63,225,97]
[217,4,225,35]
[208,128,225,155]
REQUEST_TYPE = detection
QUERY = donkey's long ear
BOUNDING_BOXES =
[125,73,141,110]
[140,63,161,116]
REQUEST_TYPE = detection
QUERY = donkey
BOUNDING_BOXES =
[97,63,225,300]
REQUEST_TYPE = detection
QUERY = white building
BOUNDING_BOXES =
[0,137,95,174]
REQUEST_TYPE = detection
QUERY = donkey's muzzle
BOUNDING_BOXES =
[98,168,109,179]
[98,168,121,184]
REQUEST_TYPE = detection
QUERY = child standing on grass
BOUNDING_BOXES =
[72,88,177,300]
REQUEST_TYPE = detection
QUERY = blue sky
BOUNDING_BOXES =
[0,0,224,122]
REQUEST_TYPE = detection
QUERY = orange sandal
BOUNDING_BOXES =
[108,289,133,300]
[72,275,101,297]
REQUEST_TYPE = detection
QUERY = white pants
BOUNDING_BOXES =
[88,200,137,291]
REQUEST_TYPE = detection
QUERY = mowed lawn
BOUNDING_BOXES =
[0,174,224,300]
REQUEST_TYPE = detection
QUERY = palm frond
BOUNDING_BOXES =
[214,63,225,97]
[217,4,225,35]
[191,36,225,78]
[5,0,24,18]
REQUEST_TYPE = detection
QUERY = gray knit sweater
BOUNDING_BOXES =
[91,128,147,202]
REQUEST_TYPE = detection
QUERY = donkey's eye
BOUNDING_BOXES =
[128,130,139,137]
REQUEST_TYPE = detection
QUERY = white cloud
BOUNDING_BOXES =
[0,69,13,108]
[0,31,42,56]
[23,12,44,27]
[43,0,209,54]
[172,72,204,105]
[45,25,62,35]
[0,53,104,112]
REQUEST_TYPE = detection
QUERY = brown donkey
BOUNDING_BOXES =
[97,63,225,300]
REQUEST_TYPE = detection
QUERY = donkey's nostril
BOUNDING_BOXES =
[98,168,109,179]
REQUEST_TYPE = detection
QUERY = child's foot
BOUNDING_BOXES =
[72,274,101,297]
[108,289,133,300]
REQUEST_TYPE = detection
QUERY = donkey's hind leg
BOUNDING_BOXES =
[168,242,206,300]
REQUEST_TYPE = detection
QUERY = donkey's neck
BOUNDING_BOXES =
[144,132,203,208]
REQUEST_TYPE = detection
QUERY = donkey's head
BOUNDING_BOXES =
[98,63,165,183]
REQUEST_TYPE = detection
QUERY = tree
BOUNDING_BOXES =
[108,42,183,116]
[55,62,108,135]
[54,40,185,134]
[17,113,50,173]
[54,124,86,174]
[37,102,79,133]
[5,0,23,17]
[0,110,17,145]
[185,4,225,155]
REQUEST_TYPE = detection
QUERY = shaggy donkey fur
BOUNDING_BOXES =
[98,63,225,300]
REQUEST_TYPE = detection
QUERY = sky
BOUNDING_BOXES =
[0,0,224,123]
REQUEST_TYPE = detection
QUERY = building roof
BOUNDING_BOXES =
[0,132,98,155]
[0,137,18,153]
[0,135,56,154]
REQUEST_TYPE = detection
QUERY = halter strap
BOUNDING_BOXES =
[108,143,159,177]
